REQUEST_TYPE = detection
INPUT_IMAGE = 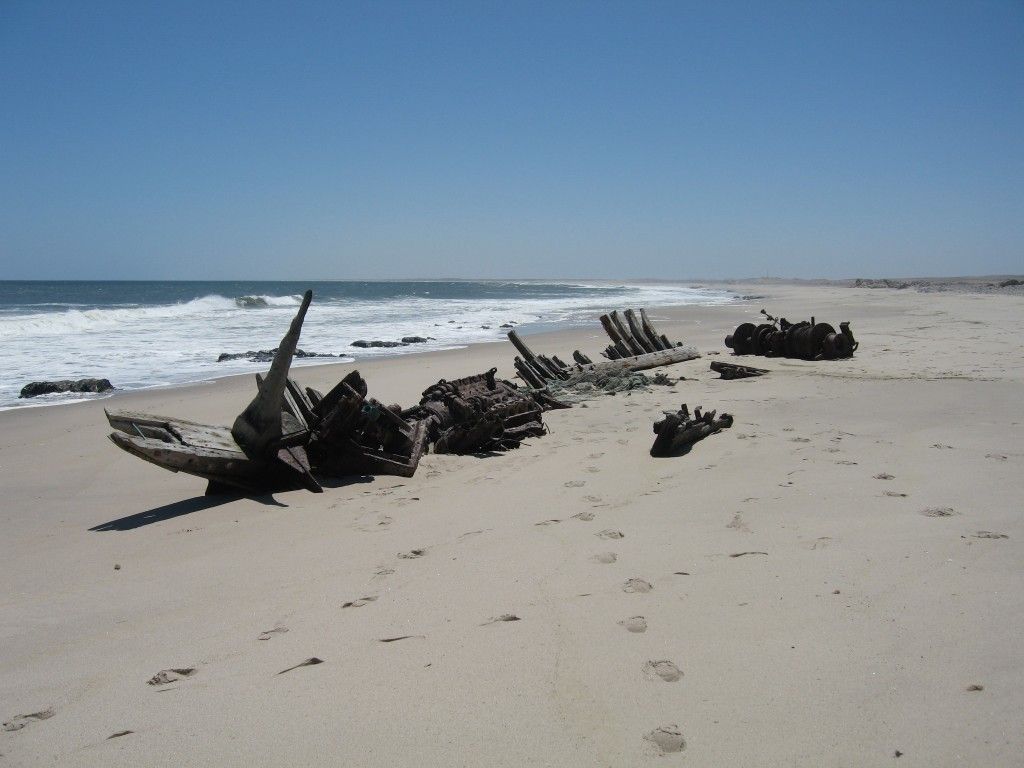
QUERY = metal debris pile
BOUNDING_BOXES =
[725,309,857,360]
[650,404,734,457]
[408,368,565,454]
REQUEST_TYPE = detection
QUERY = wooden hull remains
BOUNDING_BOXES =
[507,308,700,387]
[105,291,554,495]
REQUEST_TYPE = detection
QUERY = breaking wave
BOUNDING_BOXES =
[0,281,735,409]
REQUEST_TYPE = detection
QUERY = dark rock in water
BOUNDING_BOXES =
[216,348,335,363]
[351,340,408,348]
[401,336,433,344]
[20,378,114,398]
[500,322,515,328]
[480,325,491,329]
[999,278,1023,288]
[740,295,765,300]
[235,295,268,308]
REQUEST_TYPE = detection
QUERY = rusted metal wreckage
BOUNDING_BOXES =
[725,310,857,360]
[650,404,733,457]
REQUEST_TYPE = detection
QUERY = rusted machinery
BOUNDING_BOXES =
[650,404,733,457]
[508,308,700,387]
[725,310,857,360]
[298,370,429,478]
[407,369,564,454]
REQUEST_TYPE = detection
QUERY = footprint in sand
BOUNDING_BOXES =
[564,480,586,488]
[972,531,1009,539]
[623,578,653,593]
[398,549,426,559]
[587,452,605,459]
[107,730,134,739]
[798,536,832,551]
[572,511,595,521]
[836,460,858,465]
[481,614,521,625]
[726,513,750,533]
[790,437,810,443]
[644,660,682,682]
[644,724,686,754]
[592,552,617,564]
[932,443,954,450]
[585,466,601,473]
[258,627,289,640]
[583,495,602,503]
[920,507,958,518]
[596,529,624,539]
[342,596,377,608]
[147,668,197,686]
[375,566,396,577]
[535,519,561,526]
[873,473,894,480]
[618,616,647,633]
[884,491,908,498]
[2,708,55,732]
[985,453,1007,461]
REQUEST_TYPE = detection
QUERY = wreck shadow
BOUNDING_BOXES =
[89,493,286,531]
[316,475,375,489]
[649,444,694,459]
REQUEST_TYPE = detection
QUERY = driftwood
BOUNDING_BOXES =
[650,404,733,457]
[507,308,699,388]
[725,310,858,360]
[710,361,768,380]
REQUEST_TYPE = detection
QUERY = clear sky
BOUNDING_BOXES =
[1,1,1021,280]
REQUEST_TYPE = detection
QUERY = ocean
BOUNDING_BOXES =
[0,280,734,409]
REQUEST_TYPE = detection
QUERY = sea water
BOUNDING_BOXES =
[0,280,733,409]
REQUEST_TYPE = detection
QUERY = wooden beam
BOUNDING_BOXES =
[624,309,656,353]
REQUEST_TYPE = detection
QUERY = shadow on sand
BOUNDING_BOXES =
[89,494,287,531]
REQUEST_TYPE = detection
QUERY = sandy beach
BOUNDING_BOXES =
[1,281,1022,766]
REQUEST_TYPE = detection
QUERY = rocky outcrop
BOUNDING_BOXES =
[20,378,114,398]
[217,348,335,363]
[351,340,406,348]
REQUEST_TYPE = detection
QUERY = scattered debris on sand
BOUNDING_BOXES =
[651,404,733,457]
[710,360,768,379]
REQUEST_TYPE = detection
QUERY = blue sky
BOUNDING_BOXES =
[1,1,1021,280]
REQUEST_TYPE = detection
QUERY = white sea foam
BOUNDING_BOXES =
[0,283,733,409]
